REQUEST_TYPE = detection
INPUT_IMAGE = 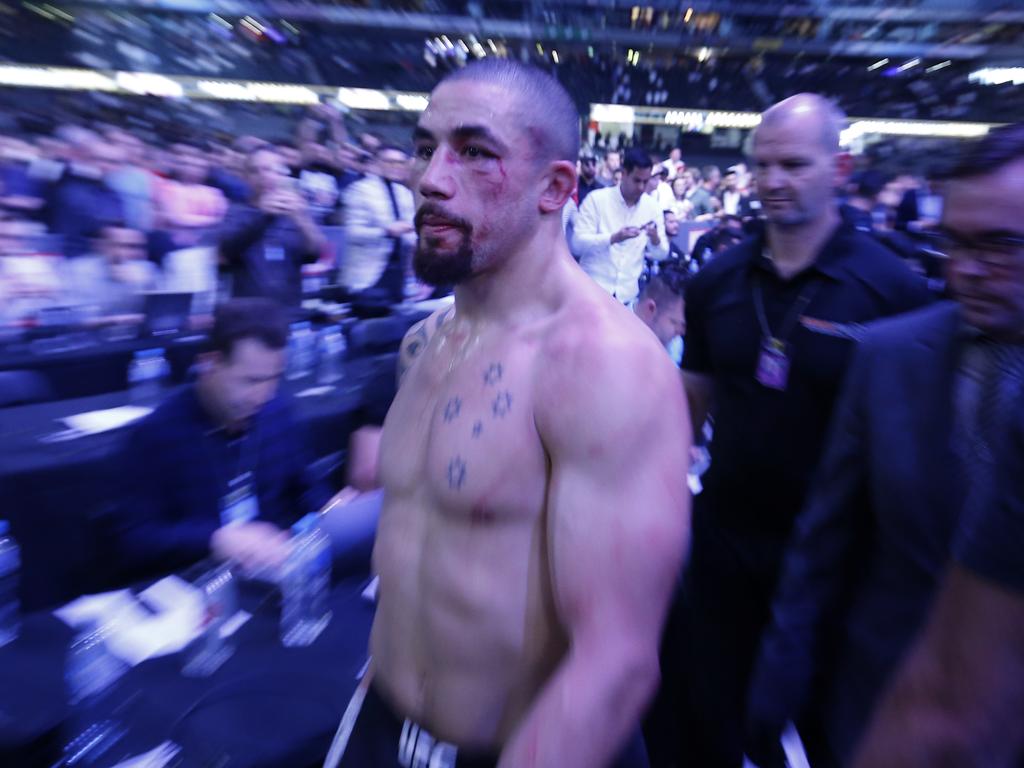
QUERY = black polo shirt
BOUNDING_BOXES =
[683,220,931,536]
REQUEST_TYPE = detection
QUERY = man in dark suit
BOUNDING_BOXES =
[745,122,1024,767]
[113,298,330,580]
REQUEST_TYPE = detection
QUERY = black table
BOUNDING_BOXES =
[0,333,208,401]
[0,353,398,611]
[0,572,375,768]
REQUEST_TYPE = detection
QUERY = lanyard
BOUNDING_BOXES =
[752,271,822,348]
[206,422,261,497]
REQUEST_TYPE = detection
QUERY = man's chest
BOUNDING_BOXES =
[380,347,548,521]
[702,273,883,390]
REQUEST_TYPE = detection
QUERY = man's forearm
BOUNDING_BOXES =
[497,642,658,768]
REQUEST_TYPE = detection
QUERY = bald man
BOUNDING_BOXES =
[325,60,689,768]
[645,94,930,767]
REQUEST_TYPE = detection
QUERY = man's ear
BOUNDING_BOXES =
[539,160,577,214]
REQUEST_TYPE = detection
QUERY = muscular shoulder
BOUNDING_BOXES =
[397,303,455,385]
[535,296,686,451]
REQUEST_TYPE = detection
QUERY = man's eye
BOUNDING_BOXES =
[462,146,489,159]
[415,146,434,160]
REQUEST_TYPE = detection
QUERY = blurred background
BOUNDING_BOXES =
[0,1,1022,765]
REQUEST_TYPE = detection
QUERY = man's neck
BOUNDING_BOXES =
[195,378,241,434]
[618,186,640,207]
[453,220,570,328]
[765,205,840,280]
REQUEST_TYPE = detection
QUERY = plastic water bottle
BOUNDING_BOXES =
[280,514,333,647]
[64,621,129,765]
[128,349,169,406]
[316,325,346,385]
[287,322,315,381]
[182,563,238,678]
[0,521,20,648]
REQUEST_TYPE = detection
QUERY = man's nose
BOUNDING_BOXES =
[417,148,456,200]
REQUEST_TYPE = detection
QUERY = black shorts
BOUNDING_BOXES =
[325,680,649,768]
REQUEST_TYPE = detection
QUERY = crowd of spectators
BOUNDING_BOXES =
[0,85,953,345]
[0,102,432,334]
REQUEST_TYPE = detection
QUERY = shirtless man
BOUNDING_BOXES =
[325,60,690,768]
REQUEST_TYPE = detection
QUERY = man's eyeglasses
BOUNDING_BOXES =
[931,229,1024,271]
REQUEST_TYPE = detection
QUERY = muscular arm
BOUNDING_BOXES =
[853,566,1024,768]
[499,336,691,768]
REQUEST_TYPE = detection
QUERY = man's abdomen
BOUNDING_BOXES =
[370,498,566,751]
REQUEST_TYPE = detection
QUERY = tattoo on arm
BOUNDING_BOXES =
[447,456,467,490]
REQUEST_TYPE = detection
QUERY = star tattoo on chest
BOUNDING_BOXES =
[443,396,462,423]
[447,456,467,490]
[483,363,503,387]
[492,391,512,418]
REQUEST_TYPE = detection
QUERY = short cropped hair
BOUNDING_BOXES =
[639,268,687,307]
[210,298,288,359]
[440,59,580,163]
[622,147,653,173]
[946,122,1024,181]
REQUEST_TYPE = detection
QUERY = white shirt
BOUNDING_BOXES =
[654,182,676,213]
[722,189,742,216]
[572,185,669,303]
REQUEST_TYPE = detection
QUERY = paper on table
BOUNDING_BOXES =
[109,576,251,665]
[54,577,250,667]
[104,576,206,666]
[61,406,153,435]
[54,590,150,630]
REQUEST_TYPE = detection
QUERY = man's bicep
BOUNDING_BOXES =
[548,393,690,642]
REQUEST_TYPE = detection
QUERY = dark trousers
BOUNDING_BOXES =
[646,508,787,768]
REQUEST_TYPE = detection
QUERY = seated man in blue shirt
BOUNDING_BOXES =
[113,297,330,580]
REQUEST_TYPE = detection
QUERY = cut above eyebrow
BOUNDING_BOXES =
[451,124,508,151]
[412,123,508,153]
